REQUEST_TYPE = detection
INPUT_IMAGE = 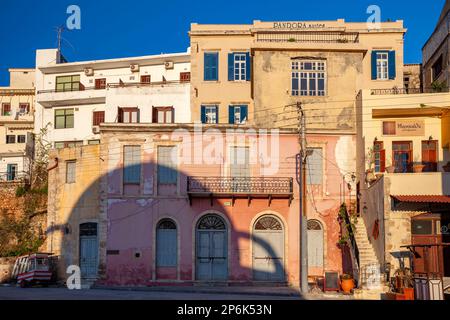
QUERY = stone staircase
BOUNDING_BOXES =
[353,218,389,299]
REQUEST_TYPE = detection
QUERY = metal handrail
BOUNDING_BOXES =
[187,176,293,194]
[256,31,359,43]
[371,87,450,95]
[108,80,190,88]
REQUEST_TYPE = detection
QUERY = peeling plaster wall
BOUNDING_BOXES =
[253,50,362,131]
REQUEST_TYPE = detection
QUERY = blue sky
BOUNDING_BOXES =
[0,0,445,86]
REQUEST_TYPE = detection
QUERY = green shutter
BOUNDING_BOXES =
[201,106,206,123]
[245,53,251,81]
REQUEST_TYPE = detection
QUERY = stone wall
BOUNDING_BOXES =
[0,257,16,283]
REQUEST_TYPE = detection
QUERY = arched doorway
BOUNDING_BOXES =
[156,219,177,276]
[196,214,228,280]
[307,219,324,274]
[252,215,285,281]
[79,222,98,278]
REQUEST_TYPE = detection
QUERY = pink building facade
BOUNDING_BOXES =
[87,124,353,286]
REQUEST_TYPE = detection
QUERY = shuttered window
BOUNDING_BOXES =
[156,219,177,267]
[371,50,396,80]
[92,111,105,126]
[123,145,141,184]
[1,103,11,116]
[157,146,177,184]
[204,52,218,81]
[66,161,76,184]
[228,105,248,124]
[306,148,323,185]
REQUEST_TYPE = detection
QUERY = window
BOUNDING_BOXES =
[19,103,30,115]
[140,75,151,83]
[373,141,385,173]
[200,105,218,124]
[204,52,219,81]
[17,135,26,144]
[228,53,250,81]
[6,164,17,181]
[382,121,396,135]
[1,103,11,116]
[157,146,177,185]
[92,111,105,126]
[56,75,82,92]
[54,109,74,129]
[152,107,174,124]
[371,50,396,80]
[412,220,433,235]
[230,146,250,177]
[180,72,190,82]
[66,161,76,184]
[54,141,83,149]
[156,219,177,267]
[95,78,106,89]
[292,60,326,96]
[118,107,139,123]
[123,145,141,184]
[6,135,15,144]
[392,141,412,173]
[432,55,443,82]
[422,140,438,172]
[228,105,248,124]
[306,147,323,185]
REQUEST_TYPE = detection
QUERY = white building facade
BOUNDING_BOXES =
[0,68,35,181]
[35,49,191,148]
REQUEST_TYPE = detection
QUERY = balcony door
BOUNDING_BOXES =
[6,164,18,181]
[230,146,250,192]
[392,141,412,173]
[422,140,438,172]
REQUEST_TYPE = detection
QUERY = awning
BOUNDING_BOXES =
[391,195,450,203]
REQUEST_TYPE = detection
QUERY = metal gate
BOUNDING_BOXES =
[196,215,228,280]
[79,223,98,278]
[253,215,285,281]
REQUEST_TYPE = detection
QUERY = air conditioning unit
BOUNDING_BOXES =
[92,125,100,134]
[130,64,140,72]
[164,61,174,69]
[84,68,94,76]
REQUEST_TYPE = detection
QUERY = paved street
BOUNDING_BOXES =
[0,286,302,300]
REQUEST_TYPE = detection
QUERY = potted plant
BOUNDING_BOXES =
[385,163,395,173]
[443,161,450,172]
[341,274,355,294]
[412,162,426,173]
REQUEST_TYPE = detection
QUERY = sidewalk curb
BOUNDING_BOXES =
[92,285,303,298]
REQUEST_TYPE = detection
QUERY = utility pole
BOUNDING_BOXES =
[295,101,308,294]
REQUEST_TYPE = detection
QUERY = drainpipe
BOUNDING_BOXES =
[47,157,59,171]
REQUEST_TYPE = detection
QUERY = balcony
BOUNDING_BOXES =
[187,176,294,206]
[370,87,450,95]
[384,172,450,196]
[0,171,30,183]
[255,31,359,43]
[37,84,106,107]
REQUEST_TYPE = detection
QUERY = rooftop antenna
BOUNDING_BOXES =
[56,25,65,54]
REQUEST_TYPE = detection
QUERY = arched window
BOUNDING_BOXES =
[156,219,177,267]
[254,216,283,230]
[197,215,226,230]
[307,219,322,230]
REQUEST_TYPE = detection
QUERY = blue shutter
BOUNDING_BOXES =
[388,50,396,80]
[228,53,234,81]
[215,106,219,123]
[245,52,251,81]
[156,229,177,267]
[204,53,210,81]
[201,106,206,123]
[211,53,218,81]
[371,51,378,80]
[241,105,248,123]
[229,105,235,124]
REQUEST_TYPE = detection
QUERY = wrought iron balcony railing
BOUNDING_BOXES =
[370,87,450,95]
[255,31,359,43]
[0,171,30,183]
[187,176,293,195]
